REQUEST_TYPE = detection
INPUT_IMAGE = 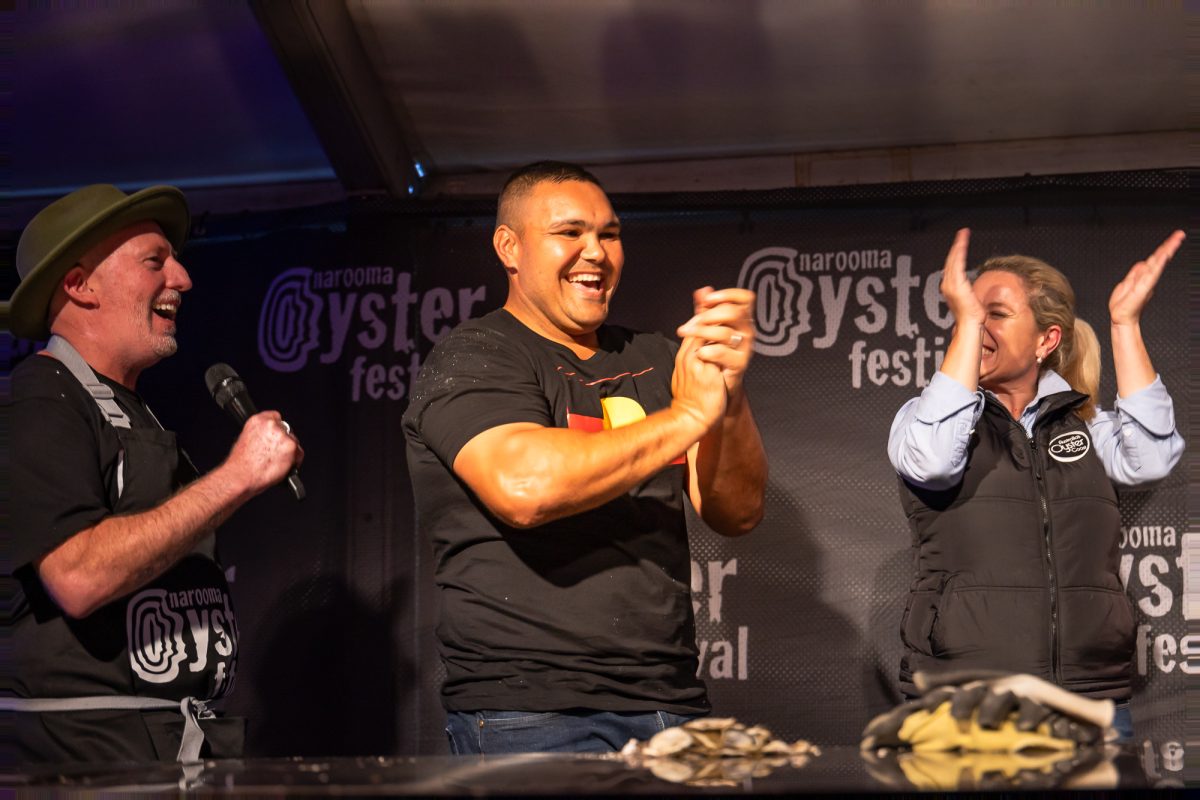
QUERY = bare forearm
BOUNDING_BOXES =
[1111,322,1156,398]
[938,322,983,392]
[37,463,255,618]
[692,393,767,536]
[457,406,708,528]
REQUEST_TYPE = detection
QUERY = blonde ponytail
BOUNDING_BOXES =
[1054,316,1100,421]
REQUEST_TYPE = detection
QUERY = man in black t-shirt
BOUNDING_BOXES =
[403,161,767,754]
[1,185,304,763]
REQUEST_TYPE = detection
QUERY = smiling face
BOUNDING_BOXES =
[81,220,192,371]
[973,269,1056,394]
[494,179,623,349]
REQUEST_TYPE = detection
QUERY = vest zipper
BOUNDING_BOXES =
[1027,433,1060,684]
[990,397,1060,685]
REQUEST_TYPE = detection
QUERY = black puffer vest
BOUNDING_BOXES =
[897,390,1133,700]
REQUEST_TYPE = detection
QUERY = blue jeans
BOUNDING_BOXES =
[1111,703,1133,743]
[445,709,701,754]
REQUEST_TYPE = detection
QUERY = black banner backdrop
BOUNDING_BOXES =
[2,173,1189,772]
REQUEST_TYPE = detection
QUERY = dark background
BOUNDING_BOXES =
[12,173,1183,756]
[3,1,1190,765]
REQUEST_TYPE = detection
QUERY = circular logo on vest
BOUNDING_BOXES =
[1048,430,1091,463]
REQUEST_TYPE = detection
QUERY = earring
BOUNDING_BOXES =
[1036,356,1043,365]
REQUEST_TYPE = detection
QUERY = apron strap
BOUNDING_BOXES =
[45,335,132,430]
[0,695,214,763]
[29,339,214,763]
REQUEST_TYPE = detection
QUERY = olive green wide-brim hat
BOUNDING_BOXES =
[4,184,190,340]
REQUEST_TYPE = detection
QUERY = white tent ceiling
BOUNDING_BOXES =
[11,1,1192,211]
[263,0,1190,196]
[350,0,1186,166]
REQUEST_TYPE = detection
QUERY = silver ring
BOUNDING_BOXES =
[729,332,744,348]
[280,420,292,435]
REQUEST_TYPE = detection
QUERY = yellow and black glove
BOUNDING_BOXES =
[860,671,1119,790]
[861,670,1115,753]
[861,746,1118,791]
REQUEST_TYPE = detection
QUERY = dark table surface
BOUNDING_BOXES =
[5,743,1181,796]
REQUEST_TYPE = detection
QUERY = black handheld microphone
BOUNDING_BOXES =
[205,363,306,501]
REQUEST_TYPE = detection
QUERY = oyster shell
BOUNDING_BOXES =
[622,715,821,786]
[643,726,694,757]
[683,717,737,732]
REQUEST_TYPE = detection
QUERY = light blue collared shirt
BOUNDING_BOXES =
[888,370,1184,490]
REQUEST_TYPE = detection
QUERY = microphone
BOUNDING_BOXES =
[205,363,306,501]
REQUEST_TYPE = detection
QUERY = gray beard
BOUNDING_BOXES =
[152,335,178,358]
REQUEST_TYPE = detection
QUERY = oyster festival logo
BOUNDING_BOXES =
[257,266,487,401]
[693,558,748,680]
[737,245,958,389]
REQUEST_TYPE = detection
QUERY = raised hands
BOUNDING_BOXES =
[670,334,727,433]
[1107,230,1186,398]
[1109,230,1185,327]
[676,286,756,398]
[932,228,988,394]
[673,286,766,537]
[940,228,985,328]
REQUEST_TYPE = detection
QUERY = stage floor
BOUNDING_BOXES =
[3,744,1162,796]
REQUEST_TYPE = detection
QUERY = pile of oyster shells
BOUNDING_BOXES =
[620,717,820,786]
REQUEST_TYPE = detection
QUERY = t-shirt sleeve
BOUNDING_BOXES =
[11,367,113,569]
[409,325,554,467]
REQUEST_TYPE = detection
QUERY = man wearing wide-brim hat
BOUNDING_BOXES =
[2,184,304,764]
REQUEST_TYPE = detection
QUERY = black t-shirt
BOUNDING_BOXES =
[402,309,709,714]
[8,353,241,760]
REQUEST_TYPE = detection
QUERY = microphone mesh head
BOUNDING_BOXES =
[204,363,241,408]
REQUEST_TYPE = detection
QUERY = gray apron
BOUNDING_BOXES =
[1,336,231,763]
